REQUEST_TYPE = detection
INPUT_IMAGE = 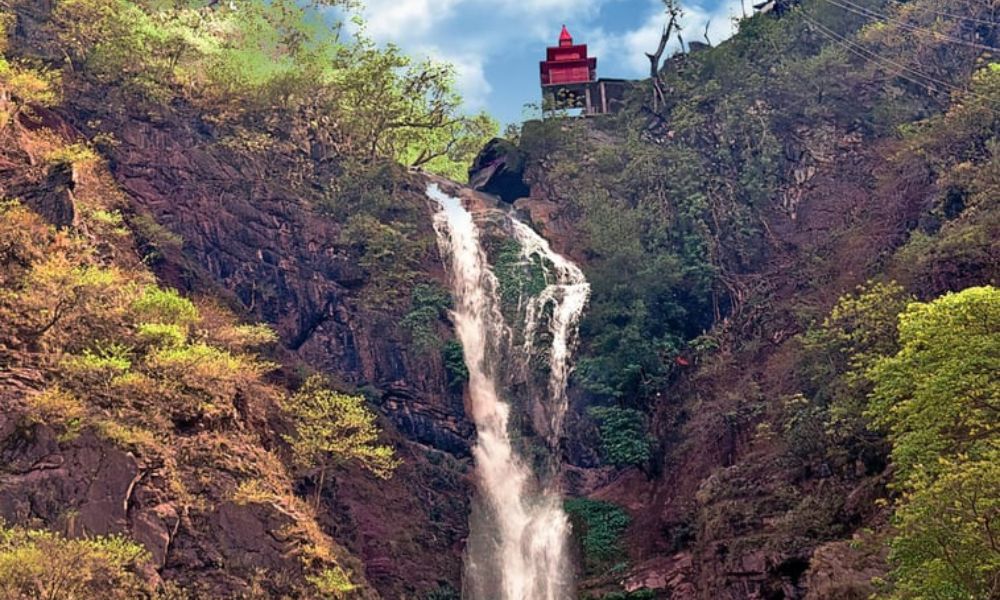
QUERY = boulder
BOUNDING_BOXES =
[468,138,529,203]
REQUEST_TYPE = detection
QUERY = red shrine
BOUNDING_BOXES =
[540,25,597,86]
[539,26,626,116]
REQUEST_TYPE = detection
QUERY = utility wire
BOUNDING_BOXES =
[817,0,1000,53]
[886,0,999,28]
[800,11,1000,112]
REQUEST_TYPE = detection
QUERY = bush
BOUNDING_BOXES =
[401,283,452,353]
[588,406,652,467]
[23,387,87,440]
[441,340,468,391]
[132,286,199,327]
[0,523,151,599]
[564,498,631,577]
[283,375,399,505]
[306,566,357,597]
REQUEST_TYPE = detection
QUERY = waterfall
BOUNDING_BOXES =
[511,220,590,448]
[426,183,589,600]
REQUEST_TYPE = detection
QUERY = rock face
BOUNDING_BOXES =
[81,105,474,593]
[468,137,530,203]
[65,96,476,455]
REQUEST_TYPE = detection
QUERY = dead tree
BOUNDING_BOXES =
[645,0,683,110]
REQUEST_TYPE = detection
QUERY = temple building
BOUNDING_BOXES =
[539,25,627,116]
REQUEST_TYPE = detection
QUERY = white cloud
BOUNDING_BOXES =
[354,0,746,120]
[416,45,493,111]
[362,0,464,42]
[586,0,744,77]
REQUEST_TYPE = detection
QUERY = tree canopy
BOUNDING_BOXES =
[867,286,1000,598]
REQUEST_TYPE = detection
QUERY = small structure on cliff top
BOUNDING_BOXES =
[540,25,627,116]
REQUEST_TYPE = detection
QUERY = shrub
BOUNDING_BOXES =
[136,322,187,348]
[23,387,87,440]
[491,239,547,311]
[232,479,281,507]
[283,375,399,505]
[441,340,468,391]
[401,283,452,353]
[0,523,151,599]
[61,343,133,385]
[209,324,279,351]
[564,498,631,577]
[306,566,357,597]
[132,286,198,327]
[588,406,652,467]
[43,143,98,166]
[95,420,159,455]
[0,56,61,109]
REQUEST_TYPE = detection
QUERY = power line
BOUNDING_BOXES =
[886,0,1000,28]
[817,0,1000,53]
[800,11,1000,113]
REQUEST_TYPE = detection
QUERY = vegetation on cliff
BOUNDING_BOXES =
[0,0,998,597]
[512,0,998,597]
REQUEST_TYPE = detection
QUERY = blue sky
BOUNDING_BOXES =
[358,0,750,126]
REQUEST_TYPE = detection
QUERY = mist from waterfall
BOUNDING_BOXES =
[426,183,590,600]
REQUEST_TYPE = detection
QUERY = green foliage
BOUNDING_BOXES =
[564,498,631,577]
[786,281,910,470]
[886,451,999,600]
[441,340,468,391]
[51,0,491,175]
[0,55,61,123]
[588,406,652,467]
[891,64,1000,295]
[43,143,98,166]
[129,212,183,264]
[401,283,452,353]
[866,286,1000,598]
[867,286,998,481]
[137,322,187,348]
[342,213,427,308]
[0,523,151,599]
[23,387,87,440]
[306,566,357,597]
[490,239,548,311]
[132,286,199,327]
[283,375,399,481]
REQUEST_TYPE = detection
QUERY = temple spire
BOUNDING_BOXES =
[559,25,573,47]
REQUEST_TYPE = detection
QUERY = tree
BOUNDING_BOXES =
[866,286,1000,598]
[331,40,497,178]
[645,0,683,109]
[0,524,150,600]
[283,376,399,507]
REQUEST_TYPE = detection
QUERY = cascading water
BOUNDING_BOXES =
[511,220,590,448]
[426,183,590,600]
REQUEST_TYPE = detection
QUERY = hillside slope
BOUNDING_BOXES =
[507,1,998,597]
[0,0,997,598]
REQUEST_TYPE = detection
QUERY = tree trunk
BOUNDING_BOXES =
[645,4,681,110]
[314,466,327,510]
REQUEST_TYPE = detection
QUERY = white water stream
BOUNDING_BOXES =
[426,183,589,600]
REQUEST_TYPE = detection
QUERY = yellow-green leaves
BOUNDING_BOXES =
[866,286,1000,598]
[283,375,399,480]
[867,286,999,482]
[0,523,150,600]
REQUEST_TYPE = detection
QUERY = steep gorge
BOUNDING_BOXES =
[0,0,998,598]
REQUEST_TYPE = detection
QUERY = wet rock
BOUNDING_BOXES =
[468,138,530,203]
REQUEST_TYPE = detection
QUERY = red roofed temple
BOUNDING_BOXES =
[539,26,627,116]
[540,25,597,86]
